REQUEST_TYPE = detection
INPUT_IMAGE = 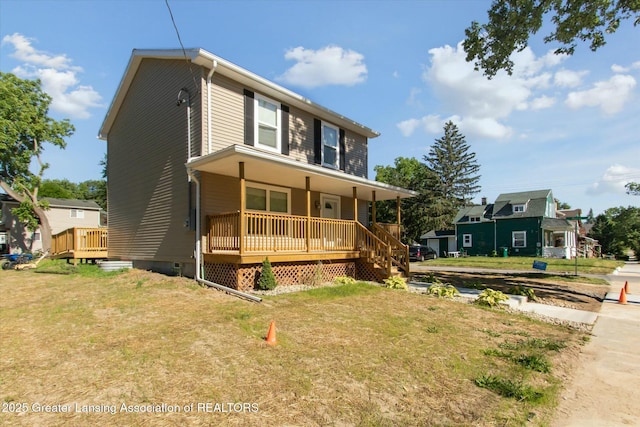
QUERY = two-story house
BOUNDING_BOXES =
[454,190,575,258]
[99,49,416,291]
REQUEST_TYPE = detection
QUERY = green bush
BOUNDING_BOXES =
[333,276,357,286]
[508,285,537,301]
[256,257,278,291]
[384,276,408,290]
[426,284,459,298]
[475,288,509,308]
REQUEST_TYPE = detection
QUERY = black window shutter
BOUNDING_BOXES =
[313,119,322,164]
[281,104,289,155]
[339,129,346,171]
[243,89,254,146]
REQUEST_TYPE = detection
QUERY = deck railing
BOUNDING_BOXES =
[51,227,108,256]
[372,223,410,275]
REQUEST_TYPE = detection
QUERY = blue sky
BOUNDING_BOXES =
[1,0,639,216]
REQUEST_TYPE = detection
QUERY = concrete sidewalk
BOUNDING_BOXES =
[551,262,640,426]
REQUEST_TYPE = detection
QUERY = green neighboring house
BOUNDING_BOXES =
[454,190,576,258]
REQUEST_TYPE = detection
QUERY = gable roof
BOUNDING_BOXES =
[99,48,380,141]
[453,203,494,223]
[492,189,552,219]
[42,198,102,210]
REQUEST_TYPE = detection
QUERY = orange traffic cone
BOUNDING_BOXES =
[265,320,276,346]
[624,281,629,294]
[619,287,628,305]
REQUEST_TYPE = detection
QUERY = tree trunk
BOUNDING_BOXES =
[0,180,52,253]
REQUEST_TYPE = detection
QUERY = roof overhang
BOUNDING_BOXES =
[186,145,417,201]
[99,48,380,140]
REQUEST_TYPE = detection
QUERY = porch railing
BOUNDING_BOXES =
[51,227,108,256]
[372,223,410,275]
[206,212,400,275]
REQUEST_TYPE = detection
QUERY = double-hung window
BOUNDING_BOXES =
[255,94,280,152]
[321,122,339,169]
[512,231,526,248]
[462,234,472,247]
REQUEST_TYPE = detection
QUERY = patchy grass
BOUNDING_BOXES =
[0,268,588,426]
[422,256,622,275]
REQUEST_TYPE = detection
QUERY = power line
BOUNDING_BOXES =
[165,0,200,95]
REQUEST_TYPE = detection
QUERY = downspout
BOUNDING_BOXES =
[187,167,261,303]
[206,60,218,155]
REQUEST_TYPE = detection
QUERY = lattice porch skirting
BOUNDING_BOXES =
[204,259,381,292]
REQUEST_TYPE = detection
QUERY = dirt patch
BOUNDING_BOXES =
[412,271,609,313]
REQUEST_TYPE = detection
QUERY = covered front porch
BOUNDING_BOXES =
[187,145,416,290]
[542,218,576,259]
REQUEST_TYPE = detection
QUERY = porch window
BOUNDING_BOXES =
[322,122,339,169]
[246,183,290,214]
[512,231,526,248]
[255,94,280,152]
[462,234,472,247]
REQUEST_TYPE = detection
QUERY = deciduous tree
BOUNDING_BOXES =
[464,0,640,77]
[0,72,74,252]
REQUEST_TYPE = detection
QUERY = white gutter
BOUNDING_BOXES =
[186,167,261,303]
[206,60,218,155]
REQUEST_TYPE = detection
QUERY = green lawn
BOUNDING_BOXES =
[0,266,588,426]
[420,256,622,275]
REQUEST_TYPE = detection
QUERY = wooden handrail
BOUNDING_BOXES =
[372,223,410,275]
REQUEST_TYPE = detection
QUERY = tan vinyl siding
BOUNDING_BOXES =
[107,59,201,262]
[201,173,240,216]
[208,74,244,153]
[46,208,101,234]
[345,131,368,178]
[287,106,315,164]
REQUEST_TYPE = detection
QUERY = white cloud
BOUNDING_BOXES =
[530,95,556,110]
[565,74,636,115]
[612,61,640,73]
[397,42,565,140]
[2,33,102,119]
[588,164,640,195]
[277,45,367,88]
[554,69,588,87]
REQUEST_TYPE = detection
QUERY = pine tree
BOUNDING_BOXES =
[424,121,481,229]
[257,257,278,290]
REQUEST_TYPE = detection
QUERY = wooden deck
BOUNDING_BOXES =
[50,227,108,264]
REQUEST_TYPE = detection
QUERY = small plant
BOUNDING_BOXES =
[256,257,278,291]
[426,284,459,298]
[426,325,439,333]
[384,276,408,290]
[508,285,537,301]
[333,276,357,286]
[514,353,551,373]
[474,374,544,402]
[475,288,509,308]
[304,261,324,287]
[479,328,501,337]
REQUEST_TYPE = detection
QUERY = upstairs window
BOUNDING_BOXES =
[255,94,280,152]
[470,216,481,222]
[70,209,85,219]
[513,204,526,213]
[321,122,339,169]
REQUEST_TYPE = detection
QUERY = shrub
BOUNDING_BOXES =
[256,258,278,290]
[508,285,537,301]
[384,276,408,290]
[333,276,357,286]
[475,288,509,308]
[426,284,459,298]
